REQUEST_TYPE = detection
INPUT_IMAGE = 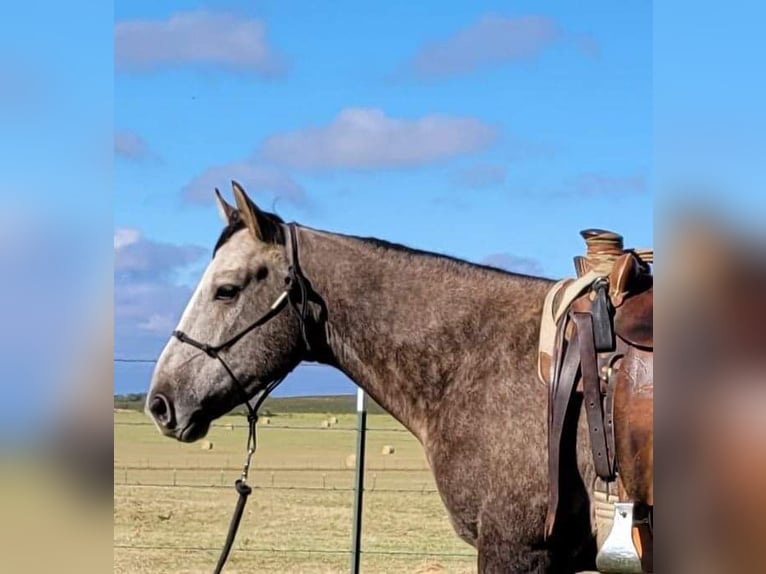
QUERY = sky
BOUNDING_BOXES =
[114,1,653,396]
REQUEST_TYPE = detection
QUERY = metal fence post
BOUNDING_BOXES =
[350,387,367,574]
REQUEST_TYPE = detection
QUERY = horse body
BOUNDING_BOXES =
[147,184,601,573]
[299,227,599,572]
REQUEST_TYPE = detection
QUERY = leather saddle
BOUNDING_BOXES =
[538,229,653,538]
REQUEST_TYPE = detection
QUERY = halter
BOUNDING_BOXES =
[171,222,313,573]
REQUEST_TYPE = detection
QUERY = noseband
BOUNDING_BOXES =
[170,222,312,574]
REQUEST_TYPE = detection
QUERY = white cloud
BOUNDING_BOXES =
[115,11,286,76]
[114,130,156,161]
[406,15,561,79]
[114,229,206,335]
[137,313,178,334]
[114,228,205,278]
[482,252,545,276]
[259,108,497,170]
[574,173,646,195]
[114,228,140,250]
[182,162,306,206]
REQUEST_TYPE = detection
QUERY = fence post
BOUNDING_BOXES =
[350,387,367,574]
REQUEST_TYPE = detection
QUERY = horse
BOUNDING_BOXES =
[146,182,602,573]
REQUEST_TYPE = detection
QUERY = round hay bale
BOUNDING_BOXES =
[262,417,271,425]
[328,416,338,425]
[345,454,356,469]
[381,445,395,455]
[321,420,330,428]
[200,440,214,450]
[414,561,445,574]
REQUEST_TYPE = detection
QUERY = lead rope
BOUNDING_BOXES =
[212,412,258,574]
[212,374,286,574]
[211,224,312,574]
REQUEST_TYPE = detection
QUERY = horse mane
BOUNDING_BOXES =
[212,208,545,282]
[347,234,546,281]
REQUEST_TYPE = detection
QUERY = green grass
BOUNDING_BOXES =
[114,409,477,573]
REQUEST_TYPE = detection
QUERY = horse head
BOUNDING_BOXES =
[145,182,309,441]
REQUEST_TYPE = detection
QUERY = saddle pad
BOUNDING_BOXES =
[537,269,603,385]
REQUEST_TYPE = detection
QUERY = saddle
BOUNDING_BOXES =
[538,229,653,544]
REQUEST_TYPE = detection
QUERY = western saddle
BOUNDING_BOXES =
[538,229,654,572]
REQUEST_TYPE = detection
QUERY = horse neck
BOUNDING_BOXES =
[296,227,551,442]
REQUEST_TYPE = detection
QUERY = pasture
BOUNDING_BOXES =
[114,409,478,573]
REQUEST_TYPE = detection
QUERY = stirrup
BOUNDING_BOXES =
[596,501,643,573]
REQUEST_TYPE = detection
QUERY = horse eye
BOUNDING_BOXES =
[214,284,241,301]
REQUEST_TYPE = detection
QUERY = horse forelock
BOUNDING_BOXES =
[212,209,286,258]
[213,218,246,257]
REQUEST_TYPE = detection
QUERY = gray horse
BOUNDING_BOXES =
[146,182,597,573]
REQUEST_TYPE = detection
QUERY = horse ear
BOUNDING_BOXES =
[230,180,283,244]
[231,180,264,240]
[214,188,237,225]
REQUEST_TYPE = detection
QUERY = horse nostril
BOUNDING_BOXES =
[149,394,175,429]
[151,396,166,417]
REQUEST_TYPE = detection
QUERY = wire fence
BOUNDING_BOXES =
[115,358,477,571]
[116,482,439,494]
[114,543,474,559]
[115,465,431,473]
[114,420,411,433]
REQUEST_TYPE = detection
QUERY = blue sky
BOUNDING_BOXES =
[653,1,766,230]
[0,0,113,434]
[114,1,653,396]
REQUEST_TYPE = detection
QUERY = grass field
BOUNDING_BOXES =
[114,409,478,573]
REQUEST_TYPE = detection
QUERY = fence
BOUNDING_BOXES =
[114,364,476,573]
